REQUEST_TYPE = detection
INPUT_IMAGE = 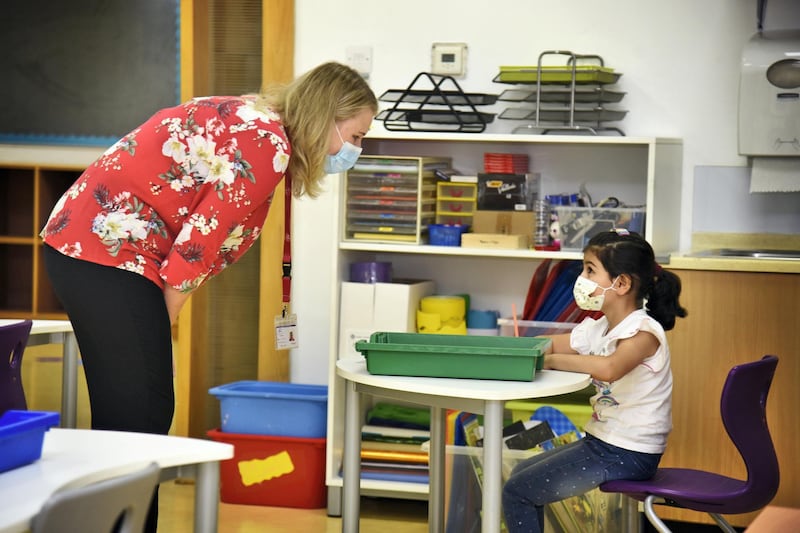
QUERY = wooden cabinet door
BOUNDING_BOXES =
[661,269,799,527]
[175,0,294,438]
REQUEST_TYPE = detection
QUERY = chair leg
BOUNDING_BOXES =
[709,513,737,533]
[643,495,672,533]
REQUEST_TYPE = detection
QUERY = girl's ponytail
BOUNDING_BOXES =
[646,268,688,331]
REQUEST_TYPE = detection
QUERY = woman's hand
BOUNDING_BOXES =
[164,285,191,325]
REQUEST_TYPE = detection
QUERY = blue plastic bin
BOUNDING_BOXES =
[208,381,328,438]
[0,410,60,474]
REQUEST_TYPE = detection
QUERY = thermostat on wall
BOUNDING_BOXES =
[431,42,467,77]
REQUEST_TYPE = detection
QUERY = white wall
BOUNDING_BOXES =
[289,0,800,383]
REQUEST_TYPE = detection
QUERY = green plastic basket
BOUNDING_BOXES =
[355,332,552,381]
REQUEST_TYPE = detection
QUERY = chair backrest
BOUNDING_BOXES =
[0,320,33,415]
[31,462,161,533]
[720,355,779,511]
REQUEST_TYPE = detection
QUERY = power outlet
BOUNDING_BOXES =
[346,46,372,78]
[431,42,467,77]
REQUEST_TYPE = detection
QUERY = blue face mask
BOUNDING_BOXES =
[324,124,362,174]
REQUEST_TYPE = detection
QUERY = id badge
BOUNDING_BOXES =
[274,310,298,350]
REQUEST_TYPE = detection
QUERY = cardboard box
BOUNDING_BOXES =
[461,233,529,249]
[339,279,436,358]
[208,429,327,508]
[472,210,534,236]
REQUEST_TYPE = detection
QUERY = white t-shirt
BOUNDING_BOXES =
[570,308,672,454]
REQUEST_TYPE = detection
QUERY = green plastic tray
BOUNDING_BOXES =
[355,332,552,381]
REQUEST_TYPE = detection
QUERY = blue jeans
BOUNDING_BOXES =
[502,433,661,533]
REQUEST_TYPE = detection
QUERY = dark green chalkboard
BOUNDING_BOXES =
[0,0,180,147]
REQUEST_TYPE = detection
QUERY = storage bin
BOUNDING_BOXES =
[0,410,60,474]
[506,396,594,432]
[435,181,478,228]
[556,206,646,252]
[497,319,578,338]
[207,429,326,508]
[343,155,450,244]
[208,381,328,438]
[428,224,469,246]
[349,261,392,283]
[437,183,477,199]
[443,442,624,532]
[355,332,551,381]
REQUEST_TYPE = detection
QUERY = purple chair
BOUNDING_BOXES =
[599,355,779,533]
[0,320,33,415]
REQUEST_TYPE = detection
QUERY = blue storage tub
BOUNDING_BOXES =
[0,410,60,474]
[209,381,328,438]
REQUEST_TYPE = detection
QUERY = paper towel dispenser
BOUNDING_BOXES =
[739,30,800,156]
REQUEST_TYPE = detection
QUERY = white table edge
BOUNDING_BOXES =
[0,428,233,533]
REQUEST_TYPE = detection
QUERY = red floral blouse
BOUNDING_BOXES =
[41,96,290,292]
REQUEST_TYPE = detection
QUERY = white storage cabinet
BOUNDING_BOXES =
[311,132,683,514]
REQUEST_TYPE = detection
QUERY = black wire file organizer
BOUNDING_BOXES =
[494,51,627,136]
[376,72,497,133]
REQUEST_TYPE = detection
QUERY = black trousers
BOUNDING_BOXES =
[44,244,174,531]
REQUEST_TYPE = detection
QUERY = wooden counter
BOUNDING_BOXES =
[655,267,799,527]
[668,254,800,274]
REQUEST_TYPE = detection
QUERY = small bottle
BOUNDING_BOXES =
[533,198,550,248]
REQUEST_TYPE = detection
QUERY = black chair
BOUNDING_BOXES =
[0,320,33,415]
[600,355,780,533]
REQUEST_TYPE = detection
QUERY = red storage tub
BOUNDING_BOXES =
[207,429,326,509]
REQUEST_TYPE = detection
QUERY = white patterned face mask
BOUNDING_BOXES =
[573,275,619,311]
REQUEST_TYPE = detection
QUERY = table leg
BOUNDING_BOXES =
[61,333,79,429]
[193,461,221,533]
[481,400,504,533]
[428,406,446,533]
[622,495,643,532]
[342,380,361,533]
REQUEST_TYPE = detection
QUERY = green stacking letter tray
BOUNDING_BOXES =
[354,332,552,381]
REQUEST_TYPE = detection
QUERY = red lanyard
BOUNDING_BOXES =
[281,175,292,305]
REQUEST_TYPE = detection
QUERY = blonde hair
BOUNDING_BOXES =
[257,62,378,198]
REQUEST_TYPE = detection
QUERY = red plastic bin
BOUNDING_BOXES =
[207,429,327,509]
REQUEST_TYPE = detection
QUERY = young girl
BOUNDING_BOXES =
[502,229,687,533]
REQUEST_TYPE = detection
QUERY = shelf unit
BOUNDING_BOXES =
[0,145,104,319]
[320,132,683,513]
